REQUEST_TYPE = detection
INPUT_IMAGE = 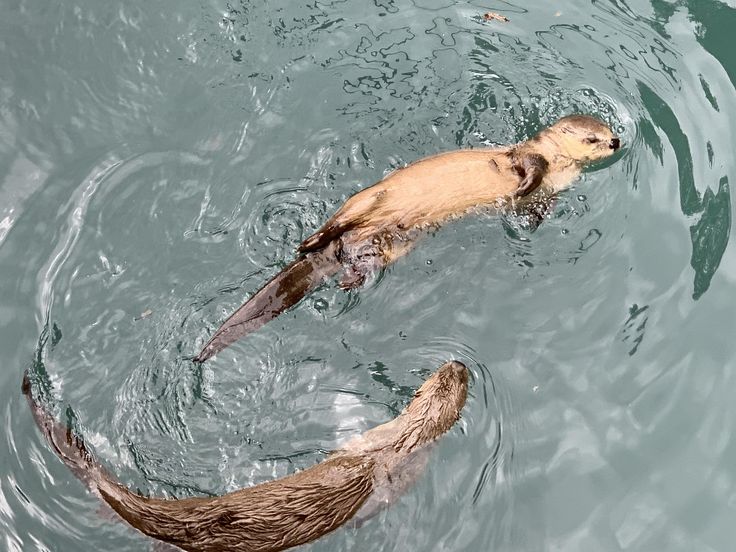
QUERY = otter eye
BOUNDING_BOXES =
[583,136,599,144]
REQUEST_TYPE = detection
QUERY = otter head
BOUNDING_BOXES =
[540,114,620,164]
[398,360,469,451]
[416,360,468,409]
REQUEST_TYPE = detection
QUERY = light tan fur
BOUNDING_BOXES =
[195,115,620,362]
[302,115,619,249]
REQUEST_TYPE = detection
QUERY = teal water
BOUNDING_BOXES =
[1,0,734,550]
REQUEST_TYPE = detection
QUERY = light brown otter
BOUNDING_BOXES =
[195,115,620,362]
[23,360,468,552]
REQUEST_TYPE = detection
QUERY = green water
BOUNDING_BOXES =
[1,0,734,550]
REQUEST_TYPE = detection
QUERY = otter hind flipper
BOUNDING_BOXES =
[513,152,549,197]
[336,228,417,290]
[338,265,366,290]
[195,242,342,362]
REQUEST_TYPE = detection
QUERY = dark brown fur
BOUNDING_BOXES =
[195,115,620,361]
[24,361,468,552]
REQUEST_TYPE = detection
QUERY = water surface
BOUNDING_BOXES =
[1,0,735,550]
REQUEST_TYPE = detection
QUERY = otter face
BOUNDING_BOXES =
[547,115,621,163]
[407,360,469,425]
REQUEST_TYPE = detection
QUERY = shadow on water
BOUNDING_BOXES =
[638,81,731,300]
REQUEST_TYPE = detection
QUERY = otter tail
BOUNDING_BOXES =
[22,370,375,552]
[195,242,342,363]
[21,371,113,492]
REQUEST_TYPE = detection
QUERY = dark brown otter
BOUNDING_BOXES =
[195,115,620,361]
[23,360,468,552]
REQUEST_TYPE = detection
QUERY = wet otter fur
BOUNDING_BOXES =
[195,115,620,361]
[23,360,468,552]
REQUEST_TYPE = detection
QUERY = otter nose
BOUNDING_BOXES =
[609,137,620,150]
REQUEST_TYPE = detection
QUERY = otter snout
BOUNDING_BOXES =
[609,137,620,150]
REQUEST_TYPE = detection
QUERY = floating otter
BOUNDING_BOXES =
[195,115,620,361]
[23,360,468,552]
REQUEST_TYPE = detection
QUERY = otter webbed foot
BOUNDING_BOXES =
[515,169,543,197]
[338,266,366,290]
[513,152,549,197]
[502,195,557,233]
[336,237,391,290]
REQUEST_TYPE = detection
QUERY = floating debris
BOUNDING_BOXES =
[483,12,509,22]
[134,309,153,321]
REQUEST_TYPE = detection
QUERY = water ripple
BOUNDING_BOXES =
[2,0,736,550]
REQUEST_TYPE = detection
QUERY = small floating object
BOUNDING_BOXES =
[134,309,153,321]
[483,11,509,22]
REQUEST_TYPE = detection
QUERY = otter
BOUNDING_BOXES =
[23,360,468,552]
[195,115,620,361]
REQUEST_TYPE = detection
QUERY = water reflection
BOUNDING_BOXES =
[639,81,731,299]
